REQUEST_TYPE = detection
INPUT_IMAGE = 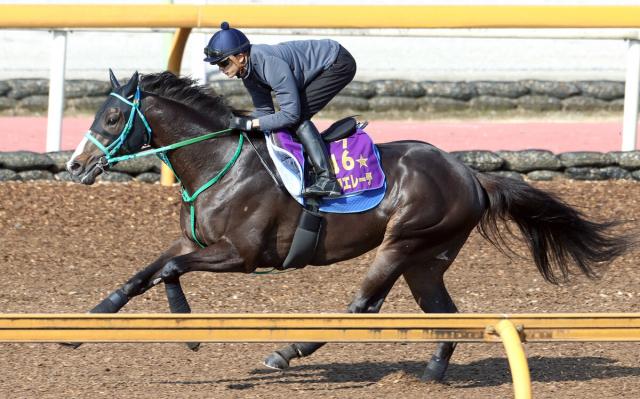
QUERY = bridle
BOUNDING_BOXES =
[83,84,242,248]
[84,86,153,167]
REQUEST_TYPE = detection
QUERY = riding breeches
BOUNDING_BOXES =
[299,45,357,121]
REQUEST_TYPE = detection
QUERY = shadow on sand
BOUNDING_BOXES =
[156,356,640,390]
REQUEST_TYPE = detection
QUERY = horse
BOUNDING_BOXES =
[66,70,632,381]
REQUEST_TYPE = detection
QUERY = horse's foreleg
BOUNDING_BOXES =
[88,260,164,314]
[154,238,247,281]
[163,277,200,351]
[264,242,404,370]
[89,238,195,313]
[125,238,244,352]
[63,238,194,349]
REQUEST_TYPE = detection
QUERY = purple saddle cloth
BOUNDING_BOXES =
[266,128,386,213]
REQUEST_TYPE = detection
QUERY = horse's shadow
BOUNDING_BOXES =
[156,356,640,390]
[447,356,640,388]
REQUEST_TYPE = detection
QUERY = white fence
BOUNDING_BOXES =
[2,3,640,152]
[34,28,640,152]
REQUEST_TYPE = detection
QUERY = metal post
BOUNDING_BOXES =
[191,32,208,84]
[161,27,192,186]
[46,30,67,152]
[494,320,532,399]
[622,39,640,151]
[190,0,208,85]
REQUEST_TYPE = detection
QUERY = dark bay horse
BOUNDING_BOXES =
[67,70,632,381]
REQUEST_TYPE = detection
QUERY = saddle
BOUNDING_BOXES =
[264,116,384,269]
[319,116,359,142]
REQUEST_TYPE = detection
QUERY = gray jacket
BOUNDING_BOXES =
[241,39,340,131]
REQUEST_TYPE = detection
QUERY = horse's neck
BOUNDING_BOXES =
[145,97,242,193]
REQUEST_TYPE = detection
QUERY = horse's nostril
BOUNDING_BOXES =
[67,160,82,175]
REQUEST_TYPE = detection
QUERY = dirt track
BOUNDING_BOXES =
[0,180,639,398]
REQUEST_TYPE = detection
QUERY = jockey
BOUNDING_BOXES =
[204,22,357,198]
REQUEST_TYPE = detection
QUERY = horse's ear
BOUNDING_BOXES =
[121,71,139,96]
[129,71,139,88]
[108,68,120,89]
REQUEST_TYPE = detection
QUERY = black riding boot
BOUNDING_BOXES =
[296,120,342,198]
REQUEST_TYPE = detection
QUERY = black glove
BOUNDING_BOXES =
[229,116,254,132]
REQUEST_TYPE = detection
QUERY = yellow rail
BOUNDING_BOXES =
[2,5,640,29]
[0,313,639,343]
[1,312,638,399]
[161,27,192,185]
[495,320,532,399]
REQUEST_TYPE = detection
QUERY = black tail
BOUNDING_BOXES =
[475,173,633,284]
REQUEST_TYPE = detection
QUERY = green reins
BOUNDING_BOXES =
[85,86,242,248]
[160,135,243,248]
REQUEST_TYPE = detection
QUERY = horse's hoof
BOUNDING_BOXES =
[186,342,201,352]
[59,342,82,349]
[421,370,445,383]
[421,361,447,383]
[263,351,290,370]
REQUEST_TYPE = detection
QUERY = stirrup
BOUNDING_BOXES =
[303,177,342,198]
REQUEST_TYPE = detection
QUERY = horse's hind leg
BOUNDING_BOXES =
[402,256,460,382]
[264,241,407,370]
[263,284,394,370]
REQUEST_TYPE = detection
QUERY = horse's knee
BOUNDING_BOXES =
[159,260,183,281]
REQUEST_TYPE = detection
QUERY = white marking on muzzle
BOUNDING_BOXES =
[66,132,91,170]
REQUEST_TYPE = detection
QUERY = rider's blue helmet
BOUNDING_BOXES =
[203,22,250,64]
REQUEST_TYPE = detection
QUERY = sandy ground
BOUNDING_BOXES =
[0,180,639,398]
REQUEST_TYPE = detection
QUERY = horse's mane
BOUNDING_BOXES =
[140,71,236,116]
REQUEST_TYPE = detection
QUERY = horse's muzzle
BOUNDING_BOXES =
[66,159,83,176]
[66,156,104,185]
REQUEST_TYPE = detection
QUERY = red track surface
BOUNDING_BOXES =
[0,116,637,153]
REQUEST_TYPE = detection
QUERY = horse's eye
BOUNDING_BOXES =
[106,115,119,126]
